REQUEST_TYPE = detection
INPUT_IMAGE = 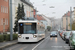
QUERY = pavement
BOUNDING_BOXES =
[0,40,17,50]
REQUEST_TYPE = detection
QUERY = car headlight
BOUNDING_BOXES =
[18,35,22,38]
[55,34,57,35]
[33,35,37,38]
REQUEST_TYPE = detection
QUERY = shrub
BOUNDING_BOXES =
[0,35,4,42]
[3,34,10,41]
[0,34,18,42]
[47,26,51,31]
[13,34,18,40]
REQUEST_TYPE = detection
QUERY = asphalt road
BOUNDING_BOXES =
[3,31,70,50]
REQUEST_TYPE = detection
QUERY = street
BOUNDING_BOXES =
[3,31,70,50]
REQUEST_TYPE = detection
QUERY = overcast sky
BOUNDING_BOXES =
[30,0,75,19]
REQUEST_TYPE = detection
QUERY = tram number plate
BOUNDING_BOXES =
[26,37,29,39]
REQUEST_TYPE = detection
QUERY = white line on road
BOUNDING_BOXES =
[32,36,49,50]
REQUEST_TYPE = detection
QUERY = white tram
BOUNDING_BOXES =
[18,18,45,42]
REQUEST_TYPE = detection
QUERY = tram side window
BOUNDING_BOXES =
[19,23,24,34]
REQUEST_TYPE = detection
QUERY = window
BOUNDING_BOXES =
[1,6,2,12]
[6,8,8,13]
[5,7,6,13]
[19,23,36,34]
[1,18,3,25]
[4,0,8,2]
[5,19,6,25]
[3,6,4,13]
[6,19,8,25]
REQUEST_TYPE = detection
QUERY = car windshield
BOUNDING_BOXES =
[19,23,36,34]
[66,31,71,36]
[51,32,57,34]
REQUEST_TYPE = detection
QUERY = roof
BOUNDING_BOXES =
[37,14,45,21]
[63,11,73,17]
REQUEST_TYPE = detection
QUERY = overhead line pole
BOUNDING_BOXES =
[9,0,13,40]
[66,12,68,31]
[70,7,72,31]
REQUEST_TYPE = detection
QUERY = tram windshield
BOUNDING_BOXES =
[19,23,36,34]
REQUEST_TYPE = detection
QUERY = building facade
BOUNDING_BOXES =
[62,11,71,30]
[42,15,52,29]
[36,14,47,30]
[0,0,9,33]
[12,0,34,28]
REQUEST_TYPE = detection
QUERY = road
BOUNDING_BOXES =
[3,31,70,50]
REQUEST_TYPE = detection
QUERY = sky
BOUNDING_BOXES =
[30,0,75,19]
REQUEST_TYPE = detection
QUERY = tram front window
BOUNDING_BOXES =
[19,23,36,34]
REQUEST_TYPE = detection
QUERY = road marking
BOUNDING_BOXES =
[32,36,49,50]
[9,45,21,50]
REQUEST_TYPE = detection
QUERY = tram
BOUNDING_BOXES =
[18,17,45,42]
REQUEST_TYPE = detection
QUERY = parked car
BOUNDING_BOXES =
[50,31,57,37]
[69,31,75,50]
[59,30,63,36]
[64,31,71,43]
[61,31,66,40]
[64,31,68,40]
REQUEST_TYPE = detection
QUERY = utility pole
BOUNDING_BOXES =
[9,0,13,40]
[66,12,68,31]
[70,7,72,31]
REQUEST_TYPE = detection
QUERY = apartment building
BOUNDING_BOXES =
[62,11,71,30]
[0,0,9,33]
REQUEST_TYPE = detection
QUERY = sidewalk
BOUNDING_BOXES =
[0,40,17,49]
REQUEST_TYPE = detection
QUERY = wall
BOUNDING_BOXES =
[0,0,9,32]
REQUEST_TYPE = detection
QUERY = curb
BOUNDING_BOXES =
[0,42,17,50]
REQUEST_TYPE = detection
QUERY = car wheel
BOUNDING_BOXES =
[69,42,70,46]
[70,46,73,50]
[70,43,74,50]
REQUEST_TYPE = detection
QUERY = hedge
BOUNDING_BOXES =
[0,34,18,42]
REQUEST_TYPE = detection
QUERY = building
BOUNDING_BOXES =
[42,15,51,26]
[72,7,75,22]
[62,11,71,30]
[42,15,52,30]
[33,9,36,18]
[11,0,34,28]
[0,0,9,33]
[36,14,47,30]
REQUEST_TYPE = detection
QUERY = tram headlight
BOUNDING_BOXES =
[18,35,22,38]
[33,35,37,38]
